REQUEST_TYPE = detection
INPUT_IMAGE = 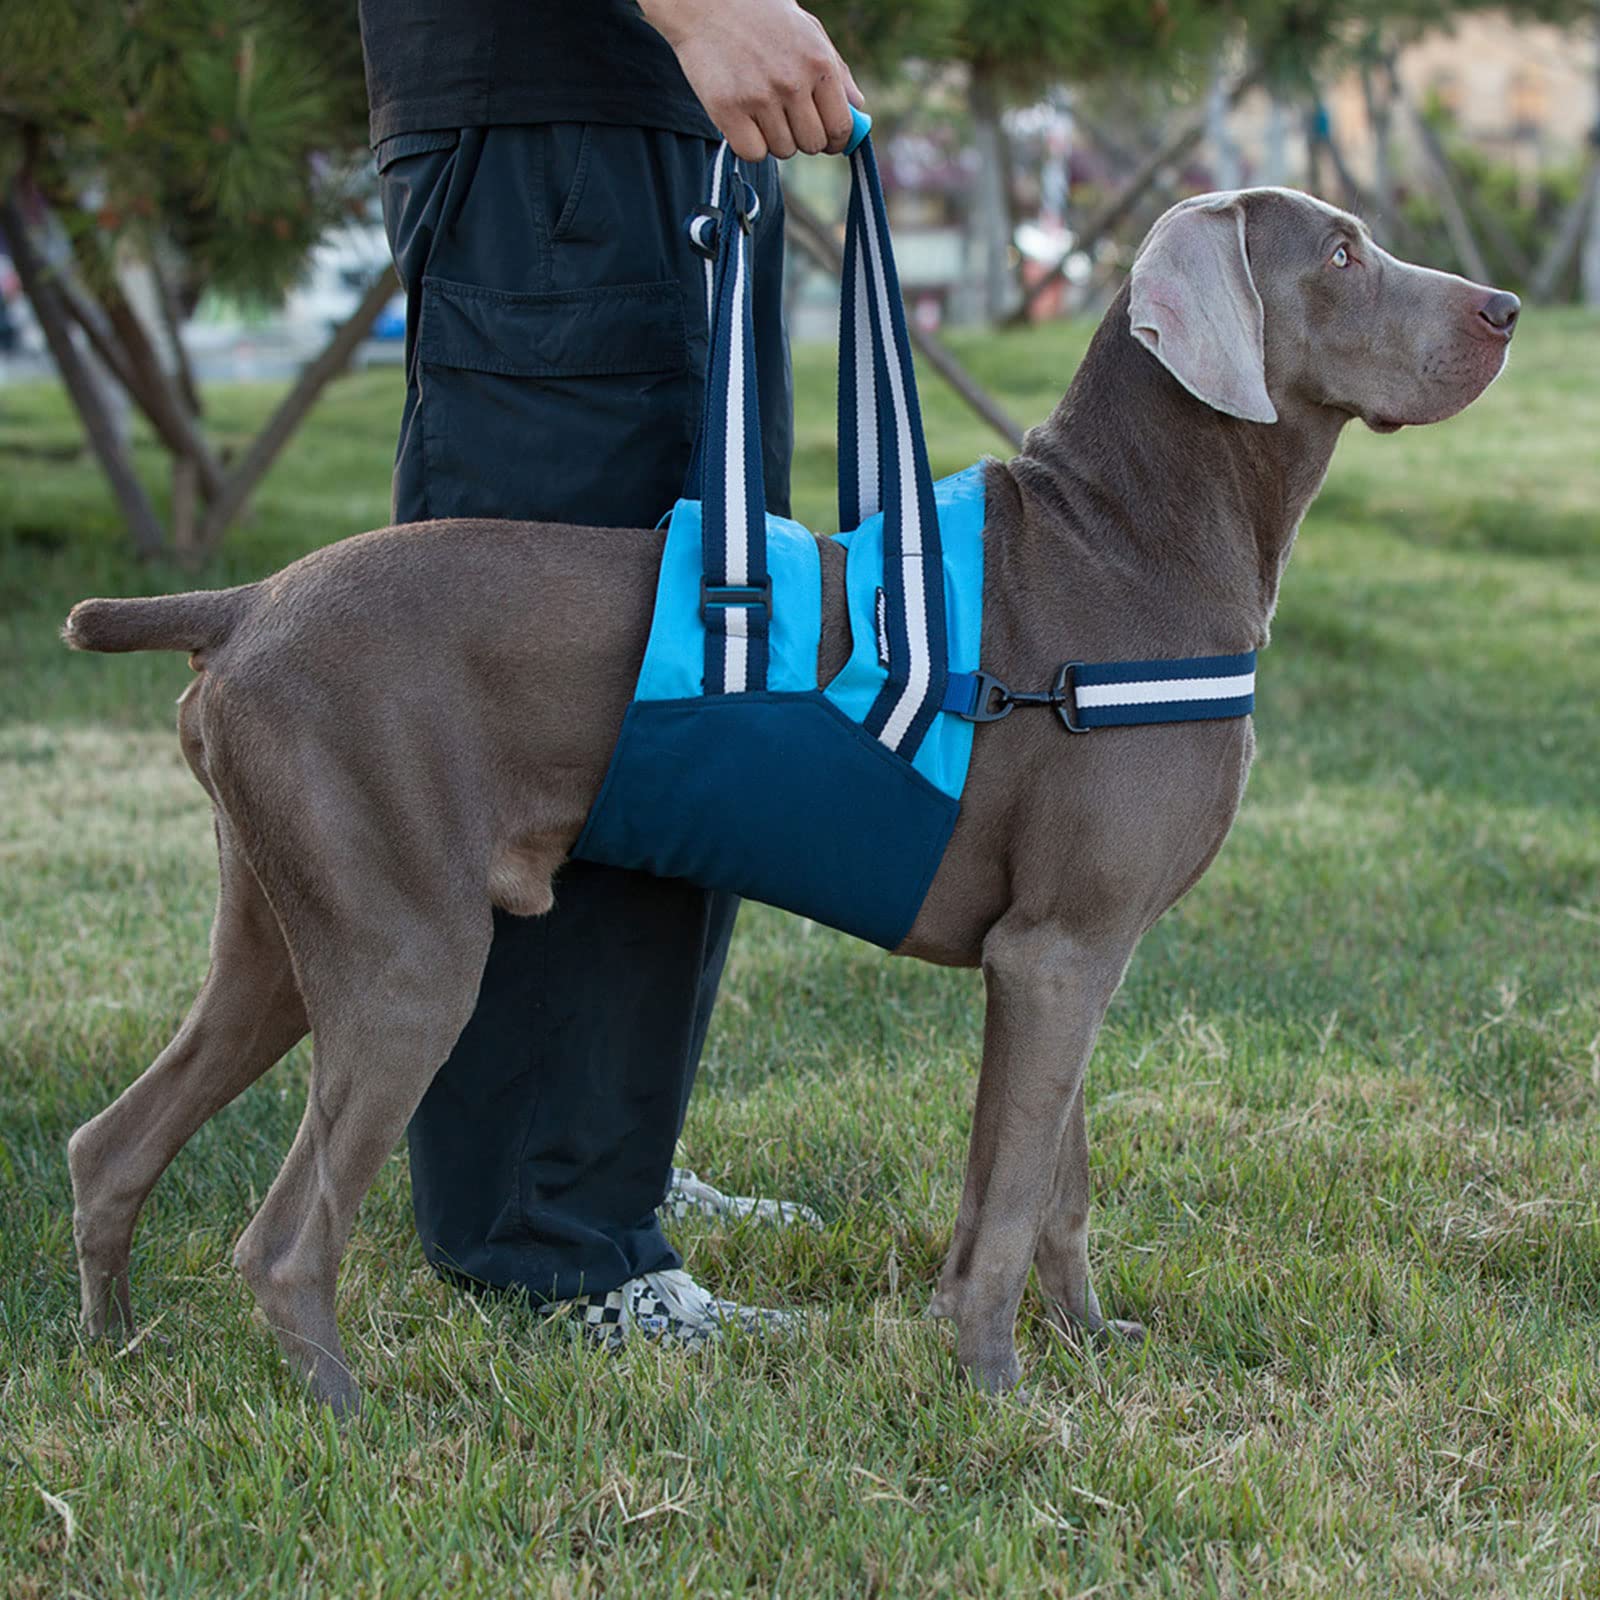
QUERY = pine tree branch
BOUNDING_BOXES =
[2,189,167,558]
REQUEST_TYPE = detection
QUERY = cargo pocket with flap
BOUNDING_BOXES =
[417,274,693,527]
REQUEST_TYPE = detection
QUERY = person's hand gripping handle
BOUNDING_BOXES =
[640,0,867,162]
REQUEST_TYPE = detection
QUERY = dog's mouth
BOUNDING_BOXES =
[1361,343,1509,435]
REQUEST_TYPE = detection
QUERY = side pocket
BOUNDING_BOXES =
[539,124,594,245]
[416,274,695,526]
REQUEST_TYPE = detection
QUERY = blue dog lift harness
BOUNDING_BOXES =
[575,117,1256,950]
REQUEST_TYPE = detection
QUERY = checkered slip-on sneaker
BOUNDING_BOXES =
[571,1267,800,1352]
[663,1167,823,1229]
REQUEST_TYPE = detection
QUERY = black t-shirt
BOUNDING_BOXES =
[358,0,717,145]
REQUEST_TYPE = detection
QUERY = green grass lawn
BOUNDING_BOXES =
[2,312,1598,1598]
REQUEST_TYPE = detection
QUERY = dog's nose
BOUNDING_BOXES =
[1478,290,1520,335]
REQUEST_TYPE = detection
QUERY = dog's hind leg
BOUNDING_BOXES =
[1031,1085,1145,1344]
[229,897,492,1415]
[69,816,309,1341]
[927,918,1133,1393]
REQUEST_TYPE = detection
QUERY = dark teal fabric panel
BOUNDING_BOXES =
[575,693,961,950]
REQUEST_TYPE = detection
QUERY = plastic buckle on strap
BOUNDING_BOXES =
[700,575,772,623]
[957,670,1016,723]
[949,663,1090,732]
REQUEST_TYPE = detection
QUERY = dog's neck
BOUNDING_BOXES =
[1008,284,1346,654]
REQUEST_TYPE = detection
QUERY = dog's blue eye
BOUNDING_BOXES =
[1331,245,1350,268]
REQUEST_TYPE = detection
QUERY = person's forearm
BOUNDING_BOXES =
[639,0,864,162]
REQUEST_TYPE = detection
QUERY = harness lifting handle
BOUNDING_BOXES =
[842,106,872,155]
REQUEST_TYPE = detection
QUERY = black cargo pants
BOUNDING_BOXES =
[376,122,792,1301]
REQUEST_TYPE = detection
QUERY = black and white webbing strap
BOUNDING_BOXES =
[836,134,948,761]
[689,120,949,759]
[690,152,770,696]
[943,651,1259,732]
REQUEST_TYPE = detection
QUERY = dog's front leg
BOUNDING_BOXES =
[1032,1085,1145,1343]
[929,916,1132,1392]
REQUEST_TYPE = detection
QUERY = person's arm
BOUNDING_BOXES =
[639,0,865,162]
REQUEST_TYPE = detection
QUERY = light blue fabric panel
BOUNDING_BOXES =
[635,499,824,701]
[633,468,985,798]
[823,464,987,799]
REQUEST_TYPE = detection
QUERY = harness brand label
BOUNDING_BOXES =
[874,587,890,669]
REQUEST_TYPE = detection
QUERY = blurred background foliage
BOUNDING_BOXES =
[2,0,368,305]
[2,0,1596,560]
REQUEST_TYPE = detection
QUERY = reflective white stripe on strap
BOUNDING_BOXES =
[852,148,927,752]
[841,185,879,527]
[942,651,1258,730]
[700,143,729,328]
[695,148,770,698]
[719,220,752,694]
[1075,671,1256,708]
[723,222,752,697]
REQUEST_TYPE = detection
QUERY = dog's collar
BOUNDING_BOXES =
[942,650,1256,733]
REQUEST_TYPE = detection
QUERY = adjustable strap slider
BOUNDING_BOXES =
[700,575,773,622]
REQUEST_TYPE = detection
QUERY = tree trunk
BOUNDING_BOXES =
[172,454,201,562]
[1388,60,1492,284]
[9,170,407,565]
[191,266,398,560]
[55,271,225,500]
[1462,179,1534,282]
[783,192,1023,450]
[1584,14,1600,305]
[1304,105,1328,196]
[1532,158,1598,302]
[1206,60,1242,190]
[2,192,166,558]
[151,245,204,420]
[968,67,1019,323]
[40,197,229,502]
[1360,56,1397,243]
[1262,95,1290,187]
[1316,116,1369,214]
[1585,159,1600,305]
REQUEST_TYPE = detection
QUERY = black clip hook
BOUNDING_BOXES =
[955,663,1089,733]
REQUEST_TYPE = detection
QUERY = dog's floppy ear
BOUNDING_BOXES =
[1128,195,1278,424]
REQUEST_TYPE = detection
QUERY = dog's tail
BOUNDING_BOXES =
[63,585,252,656]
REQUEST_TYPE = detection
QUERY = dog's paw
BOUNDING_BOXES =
[1101,1317,1147,1344]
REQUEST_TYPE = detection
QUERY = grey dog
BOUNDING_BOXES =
[62,189,1518,1412]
